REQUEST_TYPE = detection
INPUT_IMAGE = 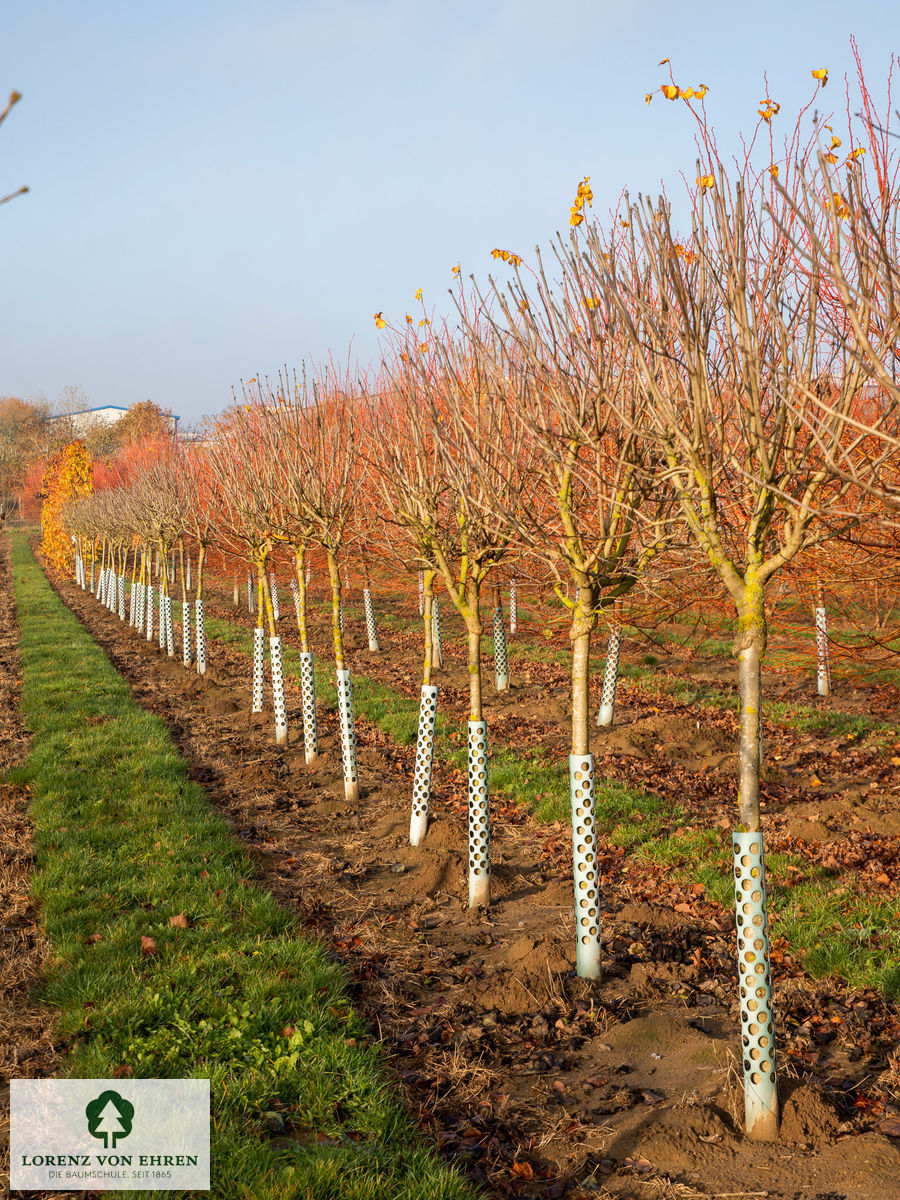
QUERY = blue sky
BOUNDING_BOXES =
[1,1,896,426]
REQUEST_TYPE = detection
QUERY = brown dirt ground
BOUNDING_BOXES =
[31,560,900,1199]
[0,538,61,1196]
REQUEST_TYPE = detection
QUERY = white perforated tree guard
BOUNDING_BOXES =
[90,557,95,593]
[339,599,344,640]
[815,606,831,696]
[195,599,207,675]
[118,574,126,621]
[146,585,155,642]
[509,578,518,635]
[136,580,145,635]
[247,573,253,614]
[335,668,359,801]
[417,570,424,616]
[186,558,191,591]
[363,588,380,651]
[410,684,438,846]
[290,576,302,629]
[299,651,318,763]
[252,626,265,713]
[182,601,192,667]
[569,754,602,978]
[432,597,443,668]
[164,595,175,657]
[597,626,621,727]
[158,592,167,651]
[467,719,490,907]
[269,635,288,746]
[493,606,509,691]
[733,831,779,1139]
[128,577,135,625]
[270,573,280,623]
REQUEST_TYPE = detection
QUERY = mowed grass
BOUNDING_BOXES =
[9,536,473,1200]
[199,603,900,998]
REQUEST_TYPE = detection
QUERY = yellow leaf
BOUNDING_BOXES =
[812,68,828,86]
[405,314,413,324]
[694,84,708,99]
[696,174,715,190]
[830,135,841,148]
[661,84,678,100]
[570,213,584,226]
[452,263,460,276]
[680,86,694,99]
[414,287,423,300]
[770,165,779,179]
[645,92,653,104]
[373,312,386,329]
[659,57,670,65]
[491,248,501,259]
[824,153,838,164]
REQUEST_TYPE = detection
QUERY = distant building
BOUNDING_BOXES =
[46,405,180,435]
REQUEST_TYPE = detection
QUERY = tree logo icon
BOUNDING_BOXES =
[85,1090,134,1149]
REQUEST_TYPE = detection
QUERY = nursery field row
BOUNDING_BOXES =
[36,540,900,1200]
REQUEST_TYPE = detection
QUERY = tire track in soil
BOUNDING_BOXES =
[0,536,62,1196]
[42,556,900,1200]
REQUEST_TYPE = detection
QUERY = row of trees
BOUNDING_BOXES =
[54,59,899,1144]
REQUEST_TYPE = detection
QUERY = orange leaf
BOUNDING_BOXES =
[140,935,157,957]
[169,912,189,929]
[661,84,678,100]
[510,1161,534,1180]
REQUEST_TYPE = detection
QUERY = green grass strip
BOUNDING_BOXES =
[9,536,474,1200]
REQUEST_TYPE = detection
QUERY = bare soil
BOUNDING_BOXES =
[34,563,900,1199]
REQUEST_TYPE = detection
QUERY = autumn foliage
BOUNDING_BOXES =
[40,440,93,571]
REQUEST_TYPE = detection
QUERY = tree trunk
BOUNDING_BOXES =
[570,584,595,756]
[736,583,766,832]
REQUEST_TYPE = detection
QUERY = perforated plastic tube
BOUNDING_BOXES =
[363,588,380,651]
[270,635,288,745]
[467,719,490,907]
[733,830,779,1139]
[569,754,602,978]
[493,607,509,691]
[815,606,831,696]
[335,668,359,801]
[269,573,280,623]
[182,601,192,668]
[597,626,621,727]
[145,585,154,642]
[251,626,265,713]
[195,599,207,675]
[410,684,438,845]
[417,570,424,616]
[509,578,518,635]
[164,594,175,657]
[299,651,318,763]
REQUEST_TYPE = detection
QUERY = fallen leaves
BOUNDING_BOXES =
[140,935,157,957]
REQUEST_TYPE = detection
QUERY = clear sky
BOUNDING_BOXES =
[1,1,896,426]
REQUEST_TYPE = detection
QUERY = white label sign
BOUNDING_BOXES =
[10,1079,210,1191]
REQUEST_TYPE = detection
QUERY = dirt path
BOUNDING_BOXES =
[44,560,900,1199]
[0,538,61,1193]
